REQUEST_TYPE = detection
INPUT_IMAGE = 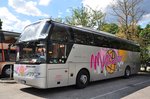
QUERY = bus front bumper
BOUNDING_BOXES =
[14,77,47,89]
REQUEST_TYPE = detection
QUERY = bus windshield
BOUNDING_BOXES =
[19,21,50,42]
[16,40,46,64]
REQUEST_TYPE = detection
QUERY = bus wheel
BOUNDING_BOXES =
[124,66,131,78]
[76,70,90,89]
[2,66,13,78]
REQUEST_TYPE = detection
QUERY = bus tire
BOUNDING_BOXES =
[124,66,131,78]
[76,69,90,89]
[2,65,13,78]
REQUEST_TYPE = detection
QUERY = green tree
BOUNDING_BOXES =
[65,6,105,30]
[140,24,150,43]
[138,24,150,48]
[65,6,90,27]
[0,19,2,30]
[53,17,63,23]
[111,0,144,40]
[89,7,106,30]
[137,24,150,63]
[101,23,119,34]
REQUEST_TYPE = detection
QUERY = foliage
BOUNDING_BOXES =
[52,18,63,23]
[140,24,150,44]
[101,23,119,34]
[111,0,149,63]
[66,6,89,27]
[65,6,105,30]
[111,0,145,40]
[137,24,150,62]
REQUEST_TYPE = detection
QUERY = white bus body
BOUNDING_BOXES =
[14,19,140,89]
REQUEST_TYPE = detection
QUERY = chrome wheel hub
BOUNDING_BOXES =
[5,68,11,75]
[126,70,130,76]
[80,75,87,84]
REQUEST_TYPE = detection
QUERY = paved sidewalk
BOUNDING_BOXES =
[122,86,150,99]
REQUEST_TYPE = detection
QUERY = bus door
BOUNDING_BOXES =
[47,23,74,87]
[47,43,69,88]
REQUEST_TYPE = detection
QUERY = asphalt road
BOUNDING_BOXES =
[0,72,150,99]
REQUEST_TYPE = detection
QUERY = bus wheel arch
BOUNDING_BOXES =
[2,65,13,78]
[76,68,90,89]
[124,66,131,78]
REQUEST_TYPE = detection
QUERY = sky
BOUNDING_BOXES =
[0,0,150,33]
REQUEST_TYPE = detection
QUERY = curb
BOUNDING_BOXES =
[122,86,150,99]
[138,72,150,74]
[0,78,16,83]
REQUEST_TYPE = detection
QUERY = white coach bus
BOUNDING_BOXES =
[14,19,140,89]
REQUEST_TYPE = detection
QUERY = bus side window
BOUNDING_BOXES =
[49,24,72,64]
[49,43,67,64]
[73,29,94,45]
[94,34,103,46]
[94,34,110,48]
[68,27,74,43]
[109,39,121,49]
[49,44,62,58]
[85,32,94,45]
[73,29,84,44]
[50,24,69,42]
[119,41,125,50]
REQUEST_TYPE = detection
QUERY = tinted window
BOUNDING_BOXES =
[48,42,73,64]
[51,24,69,42]
[131,44,140,52]
[109,39,120,49]
[41,22,50,34]
[118,41,140,52]
[74,29,94,45]
[94,34,110,47]
[48,43,67,64]
[119,41,126,50]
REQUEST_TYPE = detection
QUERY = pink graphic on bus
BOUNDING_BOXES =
[16,65,27,76]
[90,48,123,74]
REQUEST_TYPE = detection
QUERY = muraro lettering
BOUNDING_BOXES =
[90,49,122,72]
